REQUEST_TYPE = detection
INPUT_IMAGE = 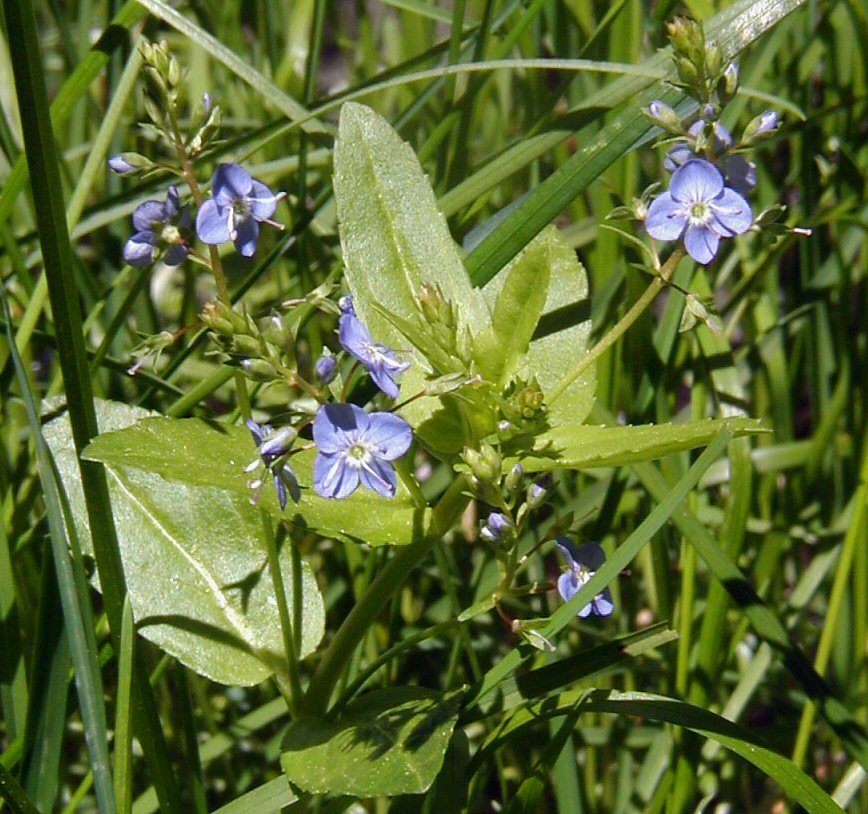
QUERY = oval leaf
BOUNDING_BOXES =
[281,687,463,796]
[44,399,325,685]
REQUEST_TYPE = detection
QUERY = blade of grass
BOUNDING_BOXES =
[115,597,135,814]
[0,763,41,814]
[2,2,183,809]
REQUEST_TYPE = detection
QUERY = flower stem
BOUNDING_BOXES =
[548,246,686,405]
[302,475,470,715]
[260,508,302,716]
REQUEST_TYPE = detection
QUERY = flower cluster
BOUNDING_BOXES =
[640,20,782,264]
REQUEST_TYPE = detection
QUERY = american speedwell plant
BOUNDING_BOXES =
[6,3,862,812]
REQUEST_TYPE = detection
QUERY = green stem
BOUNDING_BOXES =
[260,510,302,716]
[303,476,470,715]
[549,247,685,404]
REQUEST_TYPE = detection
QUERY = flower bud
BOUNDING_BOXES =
[526,482,547,509]
[674,56,699,88]
[242,358,278,381]
[705,41,722,79]
[234,334,263,357]
[720,62,739,101]
[645,100,682,134]
[480,512,511,546]
[742,111,780,144]
[417,283,454,328]
[464,444,501,483]
[108,152,151,175]
[505,464,524,493]
[315,356,337,384]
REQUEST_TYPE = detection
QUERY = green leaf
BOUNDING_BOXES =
[517,417,768,472]
[523,227,594,426]
[332,102,491,435]
[475,228,553,386]
[281,687,463,796]
[83,409,431,547]
[44,400,325,686]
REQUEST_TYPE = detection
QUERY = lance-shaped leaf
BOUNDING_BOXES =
[281,687,463,796]
[515,417,768,472]
[44,399,325,686]
[333,102,491,434]
[82,407,431,546]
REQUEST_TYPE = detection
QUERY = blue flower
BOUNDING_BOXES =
[245,420,300,510]
[196,164,285,257]
[124,186,191,268]
[338,296,410,399]
[556,539,615,618]
[312,403,412,499]
[646,159,753,265]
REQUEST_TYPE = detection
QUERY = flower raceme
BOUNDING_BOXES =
[123,186,191,268]
[556,539,615,618]
[645,158,752,264]
[313,403,413,499]
[338,296,410,399]
[196,164,285,257]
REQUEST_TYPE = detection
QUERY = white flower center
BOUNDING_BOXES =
[346,442,370,467]
[688,201,711,225]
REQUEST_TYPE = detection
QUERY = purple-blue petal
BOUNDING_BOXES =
[669,159,724,204]
[248,179,281,220]
[196,200,231,244]
[108,155,136,174]
[132,200,166,231]
[313,450,359,499]
[363,412,413,460]
[281,465,301,504]
[339,311,374,360]
[233,217,260,257]
[368,363,400,399]
[684,224,720,264]
[274,473,288,509]
[573,542,606,571]
[723,155,756,195]
[710,188,753,235]
[592,588,616,617]
[557,571,580,604]
[664,143,693,173]
[164,186,181,219]
[246,419,266,445]
[213,163,253,207]
[163,244,188,266]
[358,456,397,497]
[123,231,157,267]
[645,193,686,241]
[313,403,367,454]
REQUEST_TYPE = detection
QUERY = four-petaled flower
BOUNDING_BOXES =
[124,186,191,268]
[245,419,300,510]
[338,296,410,399]
[196,164,285,257]
[313,403,412,499]
[645,159,752,265]
[480,512,511,544]
[556,539,615,618]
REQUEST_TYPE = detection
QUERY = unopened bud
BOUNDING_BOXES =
[526,483,547,509]
[705,42,722,79]
[315,356,337,384]
[108,152,151,175]
[742,111,780,144]
[234,334,263,357]
[505,464,524,493]
[417,283,454,327]
[721,62,739,101]
[464,444,501,483]
[645,100,682,134]
[675,56,699,88]
[241,358,278,381]
[167,55,182,88]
